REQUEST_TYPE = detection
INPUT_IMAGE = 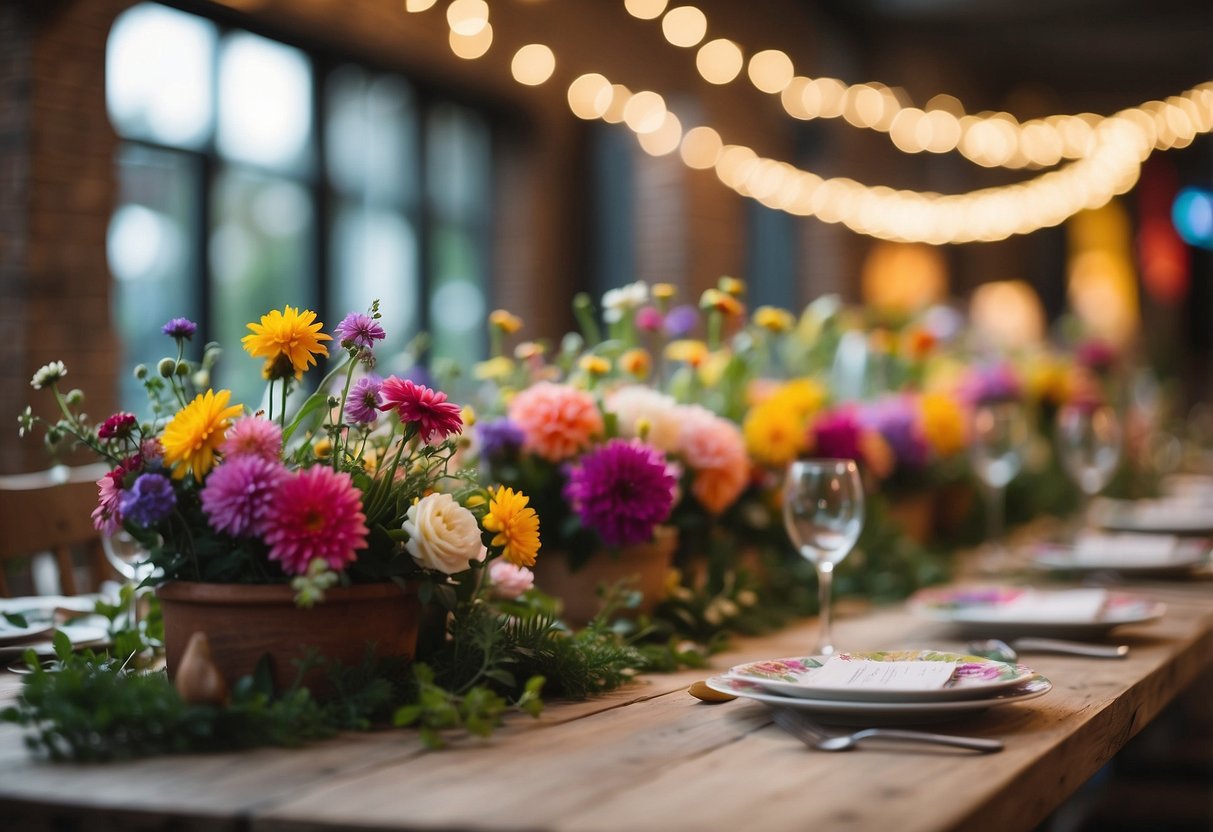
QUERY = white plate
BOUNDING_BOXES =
[1092,499,1213,536]
[724,651,1037,703]
[0,619,55,646]
[705,674,1053,725]
[0,624,110,660]
[909,586,1167,638]
[1032,542,1208,577]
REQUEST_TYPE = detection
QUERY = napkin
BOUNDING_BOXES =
[805,657,957,691]
[970,588,1109,623]
[1073,531,1180,566]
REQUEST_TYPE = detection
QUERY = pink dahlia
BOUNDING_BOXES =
[260,467,369,575]
[507,381,604,463]
[92,468,125,535]
[200,455,289,537]
[378,376,463,443]
[806,406,864,462]
[678,406,749,514]
[220,416,282,462]
[564,439,677,547]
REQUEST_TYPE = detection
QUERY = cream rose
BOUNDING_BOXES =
[403,493,486,574]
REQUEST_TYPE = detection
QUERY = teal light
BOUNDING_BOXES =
[1172,187,1213,249]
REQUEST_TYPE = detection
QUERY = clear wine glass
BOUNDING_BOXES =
[782,459,865,656]
[101,530,153,582]
[1056,403,1122,526]
[969,402,1029,555]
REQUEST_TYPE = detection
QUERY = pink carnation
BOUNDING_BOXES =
[507,381,604,462]
[220,416,282,462]
[200,455,288,537]
[488,560,535,600]
[378,377,463,443]
[678,405,749,514]
[261,467,369,575]
[92,468,125,535]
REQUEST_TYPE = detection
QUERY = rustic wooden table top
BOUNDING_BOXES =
[2,579,1211,832]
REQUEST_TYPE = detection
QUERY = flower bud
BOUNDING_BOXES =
[175,361,191,377]
[157,358,176,378]
[134,364,149,380]
[65,388,85,407]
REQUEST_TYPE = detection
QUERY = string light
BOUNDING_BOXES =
[696,38,743,85]
[446,0,488,36]
[511,44,555,86]
[661,6,707,48]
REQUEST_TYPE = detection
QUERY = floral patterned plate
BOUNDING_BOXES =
[909,586,1166,638]
[705,674,1053,725]
[724,650,1038,703]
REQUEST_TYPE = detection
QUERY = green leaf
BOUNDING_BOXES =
[2,612,28,628]
[392,705,422,727]
[51,630,72,661]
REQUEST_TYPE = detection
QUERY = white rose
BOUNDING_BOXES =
[403,493,486,575]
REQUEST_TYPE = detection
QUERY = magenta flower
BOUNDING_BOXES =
[200,456,288,537]
[333,312,386,350]
[92,468,125,535]
[635,306,664,333]
[346,375,383,425]
[98,412,137,440]
[378,376,463,443]
[1075,339,1118,374]
[960,363,1022,406]
[809,407,864,462]
[161,318,197,340]
[563,439,677,547]
[261,467,369,575]
[220,416,282,462]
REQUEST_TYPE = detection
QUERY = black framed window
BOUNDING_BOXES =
[105,2,491,410]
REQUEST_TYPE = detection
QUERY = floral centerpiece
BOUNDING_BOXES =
[20,304,541,689]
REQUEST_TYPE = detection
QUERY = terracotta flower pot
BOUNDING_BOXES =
[530,526,677,627]
[157,581,420,695]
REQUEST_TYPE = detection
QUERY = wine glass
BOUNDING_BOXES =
[1056,403,1122,527]
[969,402,1029,556]
[782,459,865,656]
[101,531,156,630]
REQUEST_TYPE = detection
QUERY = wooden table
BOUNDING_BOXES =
[2,580,1211,832]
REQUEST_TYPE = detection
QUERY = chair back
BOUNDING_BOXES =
[0,464,113,597]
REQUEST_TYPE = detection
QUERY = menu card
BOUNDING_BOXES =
[805,657,957,691]
[977,588,1108,623]
[1073,532,1180,566]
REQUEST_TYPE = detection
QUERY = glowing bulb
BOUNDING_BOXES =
[448,22,492,59]
[661,6,707,48]
[568,73,612,120]
[405,0,437,11]
[638,111,682,156]
[696,38,743,85]
[747,49,793,94]
[680,125,722,169]
[446,0,488,36]
[623,90,667,134]
[511,44,555,86]
[624,0,667,19]
[603,84,632,123]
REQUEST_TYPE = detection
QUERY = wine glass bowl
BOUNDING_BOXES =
[101,530,154,582]
[968,402,1029,565]
[1056,403,1122,519]
[782,459,865,656]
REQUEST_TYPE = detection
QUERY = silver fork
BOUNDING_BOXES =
[769,707,1004,753]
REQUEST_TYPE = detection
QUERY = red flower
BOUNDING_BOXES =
[377,377,463,443]
[98,412,137,440]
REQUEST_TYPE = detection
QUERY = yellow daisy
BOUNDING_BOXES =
[753,306,794,333]
[490,309,524,334]
[162,389,243,480]
[919,392,966,457]
[241,306,331,381]
[620,348,652,378]
[483,487,541,568]
[744,400,805,468]
[579,355,611,376]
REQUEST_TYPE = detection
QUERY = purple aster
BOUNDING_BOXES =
[809,407,864,462]
[860,397,929,471]
[161,318,197,340]
[663,305,699,338]
[117,473,176,527]
[960,363,1022,406]
[563,439,677,547]
[346,375,383,425]
[476,418,525,459]
[200,455,289,537]
[334,312,386,350]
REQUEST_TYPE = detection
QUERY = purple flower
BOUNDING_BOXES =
[346,375,383,425]
[200,455,288,537]
[663,305,699,338]
[476,418,525,459]
[961,363,1022,406]
[861,397,929,471]
[161,318,197,340]
[334,312,386,350]
[117,473,176,527]
[563,439,677,547]
[809,407,864,462]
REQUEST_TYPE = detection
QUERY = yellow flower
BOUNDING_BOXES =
[579,355,611,376]
[919,392,966,457]
[620,348,652,378]
[483,487,541,568]
[514,341,545,360]
[699,288,744,317]
[162,389,243,480]
[461,405,477,427]
[769,378,828,420]
[665,339,709,367]
[490,309,524,334]
[474,356,515,381]
[313,438,333,459]
[698,350,732,387]
[744,400,805,467]
[652,283,676,301]
[718,276,746,297]
[241,306,331,381]
[753,306,794,333]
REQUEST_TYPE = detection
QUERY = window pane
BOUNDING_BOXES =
[217,32,313,173]
[426,103,490,221]
[108,145,201,412]
[331,202,420,374]
[210,168,315,407]
[429,225,486,368]
[107,3,216,148]
[326,66,417,207]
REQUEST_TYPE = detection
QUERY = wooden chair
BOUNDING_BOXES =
[0,464,114,597]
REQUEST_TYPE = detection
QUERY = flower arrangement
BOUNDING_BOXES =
[20,303,541,605]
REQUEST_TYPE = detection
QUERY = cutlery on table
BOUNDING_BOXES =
[967,637,1129,662]
[769,707,1003,753]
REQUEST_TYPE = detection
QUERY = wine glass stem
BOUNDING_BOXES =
[985,482,1005,545]
[816,561,835,655]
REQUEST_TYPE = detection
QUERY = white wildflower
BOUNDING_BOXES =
[30,361,66,390]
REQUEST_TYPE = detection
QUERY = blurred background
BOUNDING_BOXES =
[1,0,1210,470]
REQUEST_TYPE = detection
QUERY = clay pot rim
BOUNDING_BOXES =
[156,580,414,605]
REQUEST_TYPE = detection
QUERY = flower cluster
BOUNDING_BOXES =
[22,304,541,605]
